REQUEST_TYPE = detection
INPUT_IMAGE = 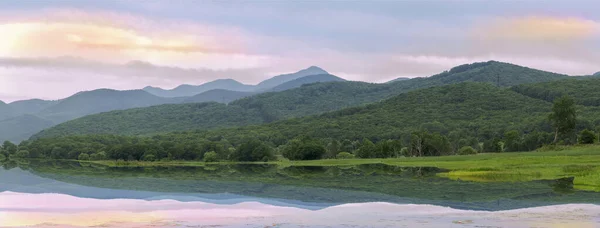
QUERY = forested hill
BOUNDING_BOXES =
[194,83,561,145]
[269,74,346,92]
[26,83,600,162]
[512,77,600,106]
[32,61,577,139]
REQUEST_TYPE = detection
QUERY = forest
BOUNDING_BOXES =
[2,82,599,163]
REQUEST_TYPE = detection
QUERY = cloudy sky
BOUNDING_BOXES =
[1,0,599,102]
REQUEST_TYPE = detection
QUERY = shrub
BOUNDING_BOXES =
[336,152,355,159]
[0,153,5,161]
[78,153,90,160]
[142,154,156,162]
[578,129,597,144]
[89,151,107,160]
[458,146,477,155]
[203,151,218,162]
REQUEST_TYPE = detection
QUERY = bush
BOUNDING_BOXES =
[578,129,597,144]
[78,153,90,160]
[89,151,107,160]
[0,153,5,161]
[203,151,218,162]
[336,152,355,159]
[142,154,156,162]
[458,146,477,155]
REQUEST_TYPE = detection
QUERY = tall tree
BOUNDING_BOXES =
[549,95,577,144]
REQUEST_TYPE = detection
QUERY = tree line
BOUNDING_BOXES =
[2,94,598,163]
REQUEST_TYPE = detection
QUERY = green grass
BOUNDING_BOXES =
[86,145,600,191]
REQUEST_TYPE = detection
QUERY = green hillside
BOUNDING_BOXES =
[32,61,574,139]
[512,78,600,106]
[200,83,558,144]
[33,102,264,137]
[183,89,256,104]
[23,82,600,162]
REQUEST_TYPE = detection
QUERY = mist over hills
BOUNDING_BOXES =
[33,61,588,140]
[0,67,341,142]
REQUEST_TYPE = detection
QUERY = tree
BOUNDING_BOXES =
[203,151,218,162]
[458,146,477,155]
[336,152,354,159]
[282,138,326,161]
[231,139,275,162]
[356,138,376,158]
[578,129,597,144]
[2,141,17,155]
[549,95,577,144]
[78,153,90,160]
[325,140,340,159]
[503,130,521,152]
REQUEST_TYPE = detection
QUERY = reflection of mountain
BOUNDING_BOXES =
[2,161,599,211]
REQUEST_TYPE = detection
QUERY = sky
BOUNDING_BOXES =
[0,0,599,102]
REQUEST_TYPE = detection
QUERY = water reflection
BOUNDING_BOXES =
[0,160,599,211]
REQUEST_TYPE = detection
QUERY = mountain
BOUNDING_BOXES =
[269,74,345,92]
[183,90,256,104]
[36,89,180,123]
[195,83,556,143]
[386,77,411,83]
[32,61,575,139]
[143,66,329,97]
[512,77,600,106]
[144,79,254,98]
[255,66,329,90]
[422,61,568,87]
[0,101,16,120]
[35,82,600,155]
[8,99,58,115]
[0,115,54,142]
[594,72,600,77]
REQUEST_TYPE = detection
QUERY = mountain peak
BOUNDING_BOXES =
[299,66,328,75]
[594,72,600,76]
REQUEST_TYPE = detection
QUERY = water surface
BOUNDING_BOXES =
[1,160,599,227]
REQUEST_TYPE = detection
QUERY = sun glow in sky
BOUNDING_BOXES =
[0,1,599,101]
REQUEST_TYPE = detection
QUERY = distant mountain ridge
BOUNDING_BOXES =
[32,61,581,139]
[269,74,345,92]
[143,66,329,97]
[0,66,341,143]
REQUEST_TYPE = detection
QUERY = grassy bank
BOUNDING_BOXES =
[88,145,600,191]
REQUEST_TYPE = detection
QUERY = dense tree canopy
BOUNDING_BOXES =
[13,80,600,162]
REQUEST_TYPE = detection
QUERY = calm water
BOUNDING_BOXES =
[1,160,599,227]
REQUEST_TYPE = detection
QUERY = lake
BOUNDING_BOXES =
[1,160,599,227]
